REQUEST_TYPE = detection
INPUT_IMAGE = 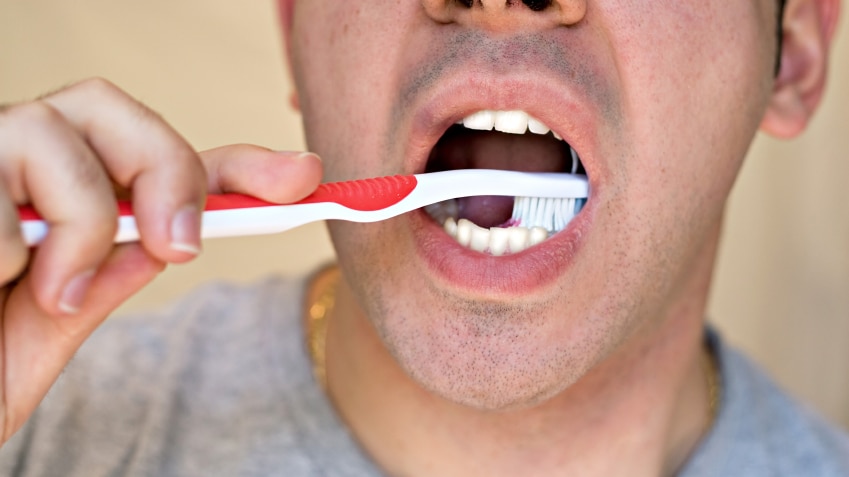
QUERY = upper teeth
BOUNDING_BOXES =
[458,109,579,180]
[434,110,584,256]
[461,110,560,137]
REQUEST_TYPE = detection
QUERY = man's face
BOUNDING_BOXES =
[286,1,778,408]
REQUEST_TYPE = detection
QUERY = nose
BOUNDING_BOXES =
[422,0,586,33]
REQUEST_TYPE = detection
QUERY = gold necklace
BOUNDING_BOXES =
[703,340,722,425]
[304,265,340,389]
[303,266,721,424]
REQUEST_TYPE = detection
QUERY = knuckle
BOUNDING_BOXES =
[66,77,141,115]
[0,102,65,162]
[71,77,122,99]
[7,100,64,129]
[70,154,108,189]
[69,78,160,127]
[128,99,165,130]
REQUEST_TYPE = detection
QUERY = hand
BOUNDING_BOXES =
[0,78,322,444]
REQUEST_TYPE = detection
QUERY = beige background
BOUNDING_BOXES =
[1,2,847,428]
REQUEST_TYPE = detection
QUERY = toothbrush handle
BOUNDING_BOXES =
[18,175,418,246]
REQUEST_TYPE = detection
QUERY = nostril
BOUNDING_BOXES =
[522,0,551,11]
[429,0,585,29]
[455,0,552,10]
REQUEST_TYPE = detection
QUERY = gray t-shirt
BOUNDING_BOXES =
[1,277,847,476]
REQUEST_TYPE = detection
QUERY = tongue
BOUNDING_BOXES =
[457,195,514,228]
[427,127,568,228]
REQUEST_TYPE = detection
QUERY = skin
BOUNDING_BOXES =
[280,0,841,475]
[0,80,323,441]
[0,0,839,476]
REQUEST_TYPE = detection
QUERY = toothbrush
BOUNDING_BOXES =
[18,169,588,246]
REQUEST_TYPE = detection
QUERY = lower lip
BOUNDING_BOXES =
[410,199,594,296]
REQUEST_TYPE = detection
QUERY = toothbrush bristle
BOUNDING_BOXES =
[511,196,584,232]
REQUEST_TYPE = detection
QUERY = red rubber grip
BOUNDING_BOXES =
[202,175,418,212]
[17,175,418,220]
[297,175,418,211]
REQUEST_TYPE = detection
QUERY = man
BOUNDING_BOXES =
[0,0,845,475]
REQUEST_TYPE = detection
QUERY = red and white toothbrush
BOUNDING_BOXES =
[18,169,588,246]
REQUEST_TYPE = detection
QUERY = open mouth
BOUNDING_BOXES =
[422,110,587,256]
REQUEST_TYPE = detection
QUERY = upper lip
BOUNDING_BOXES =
[403,71,604,188]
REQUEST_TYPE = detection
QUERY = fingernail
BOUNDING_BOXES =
[296,151,321,162]
[170,205,202,255]
[59,270,95,315]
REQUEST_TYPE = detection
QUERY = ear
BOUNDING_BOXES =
[276,0,301,111]
[760,0,841,138]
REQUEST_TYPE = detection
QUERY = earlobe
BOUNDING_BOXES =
[289,91,301,111]
[760,0,840,139]
[277,0,296,32]
[276,0,300,112]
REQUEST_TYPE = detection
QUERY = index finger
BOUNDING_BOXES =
[40,78,207,262]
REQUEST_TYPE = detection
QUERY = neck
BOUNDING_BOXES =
[324,236,719,477]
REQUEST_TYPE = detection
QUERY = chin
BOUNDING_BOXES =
[333,249,621,411]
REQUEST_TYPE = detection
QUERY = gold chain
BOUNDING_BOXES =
[303,265,721,425]
[703,340,722,425]
[304,265,340,389]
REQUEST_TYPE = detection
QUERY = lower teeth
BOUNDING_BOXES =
[446,218,548,255]
[429,196,585,256]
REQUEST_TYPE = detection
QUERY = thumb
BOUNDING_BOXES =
[201,145,323,203]
[2,243,163,441]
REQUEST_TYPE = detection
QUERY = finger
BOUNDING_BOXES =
[201,145,323,203]
[1,243,164,442]
[40,78,207,263]
[0,101,118,315]
[0,185,27,286]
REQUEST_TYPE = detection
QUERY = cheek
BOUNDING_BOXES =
[607,1,775,235]
[612,2,773,144]
[291,4,413,181]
